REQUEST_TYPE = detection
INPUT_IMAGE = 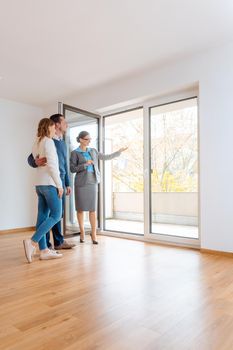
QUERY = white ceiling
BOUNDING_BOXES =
[0,0,233,107]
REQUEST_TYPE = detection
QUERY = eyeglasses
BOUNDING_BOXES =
[83,138,91,141]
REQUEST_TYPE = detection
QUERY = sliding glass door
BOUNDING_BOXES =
[62,96,199,244]
[149,97,199,239]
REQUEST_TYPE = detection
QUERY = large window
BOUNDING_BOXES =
[104,108,144,234]
[150,97,198,238]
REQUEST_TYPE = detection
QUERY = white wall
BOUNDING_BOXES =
[0,99,42,230]
[45,41,233,252]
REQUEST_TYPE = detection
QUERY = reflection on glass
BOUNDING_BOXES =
[64,109,99,235]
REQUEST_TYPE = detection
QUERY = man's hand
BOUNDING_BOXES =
[66,186,71,196]
[35,156,47,167]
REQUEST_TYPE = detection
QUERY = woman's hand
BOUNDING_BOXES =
[119,146,128,153]
[86,160,94,165]
[58,188,64,198]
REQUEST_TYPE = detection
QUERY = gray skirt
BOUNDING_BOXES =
[75,184,97,211]
[75,172,98,211]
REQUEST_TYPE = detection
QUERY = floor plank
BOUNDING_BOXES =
[0,232,233,349]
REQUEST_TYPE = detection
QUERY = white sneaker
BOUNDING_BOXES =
[23,239,36,263]
[40,250,63,260]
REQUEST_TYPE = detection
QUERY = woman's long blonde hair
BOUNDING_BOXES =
[37,118,54,142]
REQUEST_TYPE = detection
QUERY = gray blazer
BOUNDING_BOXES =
[70,148,121,186]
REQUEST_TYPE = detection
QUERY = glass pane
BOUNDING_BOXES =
[104,108,144,234]
[64,109,99,235]
[150,98,198,238]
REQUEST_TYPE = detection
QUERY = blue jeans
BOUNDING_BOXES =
[32,186,62,250]
[46,177,65,248]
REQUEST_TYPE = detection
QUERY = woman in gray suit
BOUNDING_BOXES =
[70,131,127,244]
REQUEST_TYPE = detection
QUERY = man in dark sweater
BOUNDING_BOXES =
[28,114,75,250]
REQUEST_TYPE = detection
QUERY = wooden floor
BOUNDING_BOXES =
[1,233,233,350]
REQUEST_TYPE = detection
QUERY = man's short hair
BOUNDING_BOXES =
[50,114,64,124]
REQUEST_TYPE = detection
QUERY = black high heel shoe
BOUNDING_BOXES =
[90,233,98,245]
[80,235,85,243]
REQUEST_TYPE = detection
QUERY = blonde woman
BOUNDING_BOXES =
[23,118,64,262]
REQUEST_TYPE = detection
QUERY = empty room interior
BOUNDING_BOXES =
[1,0,233,349]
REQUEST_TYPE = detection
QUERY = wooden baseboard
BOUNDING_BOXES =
[201,248,233,258]
[0,227,35,235]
